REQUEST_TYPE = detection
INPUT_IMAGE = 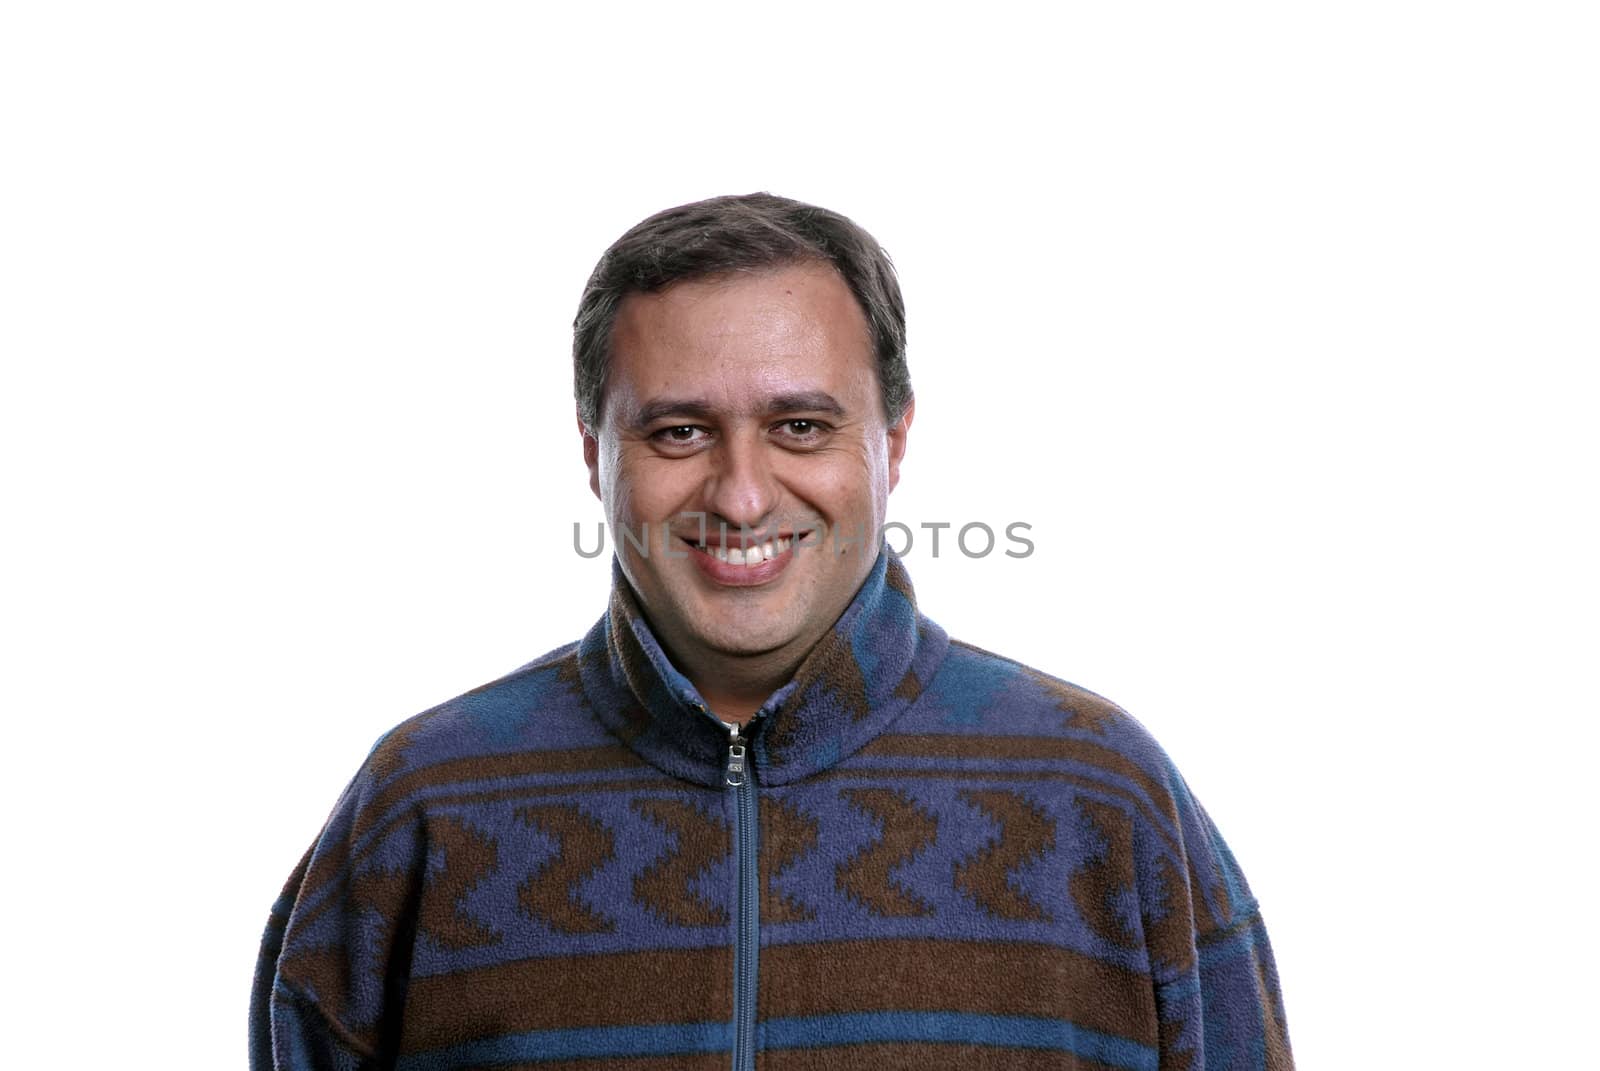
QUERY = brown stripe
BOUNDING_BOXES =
[861,733,1177,827]
[495,1059,726,1071]
[355,746,650,844]
[428,775,678,810]
[399,946,732,1051]
[765,1042,1128,1071]
[760,939,1157,1044]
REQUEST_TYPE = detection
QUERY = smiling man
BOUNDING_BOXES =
[252,194,1294,1070]
[587,257,908,722]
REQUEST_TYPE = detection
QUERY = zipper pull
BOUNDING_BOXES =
[723,721,747,787]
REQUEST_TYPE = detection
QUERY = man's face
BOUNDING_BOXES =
[582,261,912,674]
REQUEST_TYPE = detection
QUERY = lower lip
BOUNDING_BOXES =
[687,540,795,587]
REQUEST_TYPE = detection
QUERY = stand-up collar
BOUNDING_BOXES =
[575,547,949,787]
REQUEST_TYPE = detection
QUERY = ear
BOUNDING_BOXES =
[579,410,602,501]
[886,397,914,493]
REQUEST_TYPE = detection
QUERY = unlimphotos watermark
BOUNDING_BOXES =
[572,515,1034,559]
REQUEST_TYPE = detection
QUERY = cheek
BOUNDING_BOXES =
[598,441,646,524]
[860,434,889,482]
[597,440,626,514]
[789,448,888,516]
[606,449,703,522]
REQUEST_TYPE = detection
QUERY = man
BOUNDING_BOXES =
[252,193,1294,1070]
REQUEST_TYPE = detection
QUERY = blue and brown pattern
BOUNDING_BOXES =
[253,548,1293,1070]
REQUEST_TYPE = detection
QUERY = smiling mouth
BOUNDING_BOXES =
[689,535,794,566]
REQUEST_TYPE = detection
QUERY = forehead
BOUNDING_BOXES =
[604,262,876,419]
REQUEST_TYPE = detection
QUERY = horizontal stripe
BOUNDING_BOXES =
[762,939,1156,1043]
[354,746,651,847]
[401,940,1157,1053]
[763,1042,1130,1071]
[421,776,683,823]
[489,1058,726,1071]
[763,1011,1157,1070]
[396,1011,1157,1070]
[761,1037,1126,1062]
[397,1021,728,1071]
[400,947,730,1049]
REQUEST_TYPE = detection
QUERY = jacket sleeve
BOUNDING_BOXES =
[249,739,423,1071]
[1140,761,1295,1070]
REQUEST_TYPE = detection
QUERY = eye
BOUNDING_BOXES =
[649,425,711,451]
[774,418,831,446]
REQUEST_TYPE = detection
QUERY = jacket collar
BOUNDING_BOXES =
[576,547,949,787]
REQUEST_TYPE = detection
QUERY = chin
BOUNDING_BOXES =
[693,625,794,659]
[681,605,800,656]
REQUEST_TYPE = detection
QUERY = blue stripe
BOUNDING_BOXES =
[763,1012,1158,1070]
[396,1012,1156,1070]
[395,1020,728,1071]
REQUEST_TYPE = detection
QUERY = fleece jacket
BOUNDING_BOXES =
[251,548,1294,1070]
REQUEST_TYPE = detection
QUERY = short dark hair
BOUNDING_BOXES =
[573,192,909,429]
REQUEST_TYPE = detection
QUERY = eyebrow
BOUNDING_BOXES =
[765,391,847,417]
[627,391,847,429]
[629,398,717,429]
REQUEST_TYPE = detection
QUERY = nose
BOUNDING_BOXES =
[704,432,780,533]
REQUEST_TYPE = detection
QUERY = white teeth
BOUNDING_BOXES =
[703,538,791,565]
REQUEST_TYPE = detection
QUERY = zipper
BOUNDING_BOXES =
[721,718,759,1071]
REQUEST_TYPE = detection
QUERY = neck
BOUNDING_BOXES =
[668,641,810,725]
[586,547,949,788]
[603,548,892,730]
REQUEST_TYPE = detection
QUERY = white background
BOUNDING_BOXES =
[3,2,1596,1066]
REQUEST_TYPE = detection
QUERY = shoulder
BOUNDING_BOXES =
[891,636,1261,932]
[886,635,1218,850]
[356,639,609,788]
[905,635,1175,775]
[279,638,626,927]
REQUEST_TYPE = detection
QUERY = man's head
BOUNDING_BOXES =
[574,194,914,696]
